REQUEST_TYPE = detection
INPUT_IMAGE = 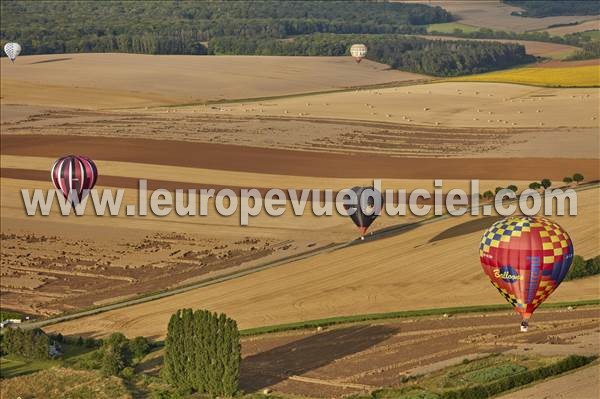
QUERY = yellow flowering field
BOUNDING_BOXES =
[451,65,599,87]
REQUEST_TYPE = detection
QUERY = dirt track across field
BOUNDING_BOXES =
[3,135,599,180]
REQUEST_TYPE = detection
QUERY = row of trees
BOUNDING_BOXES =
[1,328,50,359]
[0,1,452,56]
[562,173,585,185]
[565,255,600,281]
[427,26,598,49]
[567,41,600,61]
[163,309,240,397]
[480,173,585,200]
[210,34,534,76]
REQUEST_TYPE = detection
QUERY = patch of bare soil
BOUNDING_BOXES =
[2,134,599,180]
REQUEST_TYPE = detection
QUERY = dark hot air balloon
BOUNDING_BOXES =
[344,186,383,240]
[480,216,574,332]
[51,155,98,204]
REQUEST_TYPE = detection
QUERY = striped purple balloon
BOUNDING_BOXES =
[51,155,98,202]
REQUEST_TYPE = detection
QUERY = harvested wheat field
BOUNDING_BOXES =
[43,187,600,339]
[181,81,599,128]
[1,105,598,159]
[0,53,426,109]
[405,1,600,33]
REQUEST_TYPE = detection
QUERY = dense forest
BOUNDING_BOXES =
[0,1,544,76]
[211,34,535,76]
[0,1,451,55]
[504,0,600,18]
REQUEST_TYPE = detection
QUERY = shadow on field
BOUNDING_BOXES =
[28,57,72,64]
[429,216,502,243]
[240,324,397,391]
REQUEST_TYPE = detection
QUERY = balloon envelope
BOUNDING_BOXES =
[350,44,367,63]
[344,186,383,236]
[4,42,21,62]
[479,216,574,320]
[51,155,98,203]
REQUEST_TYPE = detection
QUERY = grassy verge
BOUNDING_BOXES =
[240,299,600,336]
[0,343,96,379]
[0,367,131,399]
[449,65,600,87]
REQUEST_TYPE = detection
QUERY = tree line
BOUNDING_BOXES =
[427,26,598,49]
[0,0,451,56]
[1,328,50,359]
[565,255,600,280]
[567,40,600,60]
[211,34,535,77]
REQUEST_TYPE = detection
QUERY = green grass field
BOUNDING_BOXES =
[0,356,56,378]
[0,343,95,378]
[427,22,480,34]
[580,30,600,40]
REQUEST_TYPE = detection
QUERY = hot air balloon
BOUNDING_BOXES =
[344,186,383,240]
[350,44,367,63]
[51,155,98,205]
[4,42,22,62]
[479,216,574,332]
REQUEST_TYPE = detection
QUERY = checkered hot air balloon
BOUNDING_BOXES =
[51,155,98,204]
[480,216,574,332]
[4,42,21,62]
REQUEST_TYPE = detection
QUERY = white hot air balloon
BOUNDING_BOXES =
[350,44,367,63]
[4,42,22,62]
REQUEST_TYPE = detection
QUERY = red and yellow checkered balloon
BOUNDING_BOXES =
[480,216,574,320]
